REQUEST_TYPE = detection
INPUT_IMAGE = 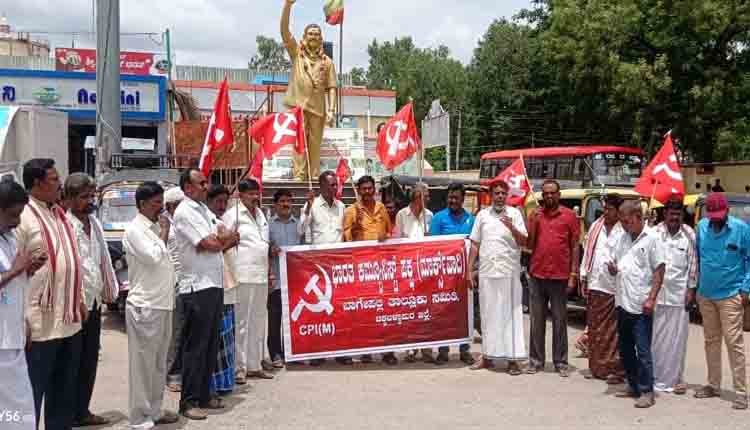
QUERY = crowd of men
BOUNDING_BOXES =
[0,159,749,430]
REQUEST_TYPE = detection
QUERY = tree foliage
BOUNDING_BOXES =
[248,35,291,72]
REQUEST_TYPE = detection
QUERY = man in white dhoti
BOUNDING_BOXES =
[0,179,45,430]
[466,179,528,374]
[223,179,273,381]
[652,196,696,395]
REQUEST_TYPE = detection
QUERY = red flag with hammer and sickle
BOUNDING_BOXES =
[482,157,531,207]
[250,106,307,160]
[634,131,685,203]
[376,102,420,170]
[199,77,234,177]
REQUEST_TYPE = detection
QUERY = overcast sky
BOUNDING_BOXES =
[5,0,530,71]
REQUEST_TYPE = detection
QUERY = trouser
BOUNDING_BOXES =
[267,290,283,359]
[617,307,654,396]
[126,306,172,426]
[73,302,102,422]
[179,288,223,411]
[167,293,185,383]
[292,111,326,181]
[236,282,268,372]
[697,293,747,399]
[528,277,568,369]
[27,332,82,430]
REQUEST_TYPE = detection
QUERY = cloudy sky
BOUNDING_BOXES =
[5,0,530,71]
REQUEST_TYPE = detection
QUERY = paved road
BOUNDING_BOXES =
[82,311,748,430]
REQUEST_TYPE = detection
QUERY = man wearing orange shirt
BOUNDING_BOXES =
[342,175,392,364]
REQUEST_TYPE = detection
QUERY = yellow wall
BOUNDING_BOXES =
[682,163,750,194]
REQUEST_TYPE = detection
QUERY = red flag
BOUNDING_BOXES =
[335,158,351,200]
[250,107,306,160]
[634,132,684,203]
[482,157,531,207]
[199,77,234,177]
[376,102,420,170]
[247,149,264,193]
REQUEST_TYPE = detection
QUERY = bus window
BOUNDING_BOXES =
[555,156,574,180]
[592,153,642,185]
[584,197,604,229]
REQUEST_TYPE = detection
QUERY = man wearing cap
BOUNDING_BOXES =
[694,192,750,409]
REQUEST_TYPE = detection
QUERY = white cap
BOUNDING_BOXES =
[164,187,184,204]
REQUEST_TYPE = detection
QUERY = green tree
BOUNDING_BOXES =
[248,35,291,72]
[365,37,470,170]
[541,0,750,161]
[349,67,367,86]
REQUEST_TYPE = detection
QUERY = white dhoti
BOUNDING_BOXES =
[652,305,689,391]
[479,275,526,361]
[0,349,36,430]
[235,282,268,372]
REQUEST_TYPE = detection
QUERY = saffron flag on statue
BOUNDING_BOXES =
[324,0,344,25]
[335,158,351,200]
[483,157,531,207]
[634,131,685,204]
[199,77,234,177]
[250,107,306,160]
[376,102,421,170]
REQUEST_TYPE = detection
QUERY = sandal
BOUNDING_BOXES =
[507,363,522,376]
[469,357,493,371]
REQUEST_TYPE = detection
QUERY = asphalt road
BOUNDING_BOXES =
[77,310,748,430]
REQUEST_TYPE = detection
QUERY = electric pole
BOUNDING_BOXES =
[95,0,121,178]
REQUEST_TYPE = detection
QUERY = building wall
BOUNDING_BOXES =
[0,38,50,57]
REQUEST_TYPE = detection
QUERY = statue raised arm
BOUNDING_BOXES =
[279,0,338,181]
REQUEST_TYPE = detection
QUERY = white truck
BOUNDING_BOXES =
[0,106,68,181]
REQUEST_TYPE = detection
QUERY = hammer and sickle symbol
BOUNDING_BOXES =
[291,264,334,321]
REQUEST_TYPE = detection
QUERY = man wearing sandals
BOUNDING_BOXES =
[652,196,696,396]
[694,192,749,410]
[608,201,665,409]
[465,180,527,374]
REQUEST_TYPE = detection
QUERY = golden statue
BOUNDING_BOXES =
[281,0,338,181]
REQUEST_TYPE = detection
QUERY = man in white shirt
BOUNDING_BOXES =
[299,171,345,246]
[123,182,179,428]
[174,168,238,420]
[608,200,666,408]
[64,173,117,427]
[652,196,696,395]
[395,183,433,240]
[223,179,273,381]
[0,179,44,430]
[580,194,626,384]
[299,171,346,366]
[396,183,433,365]
[466,180,528,374]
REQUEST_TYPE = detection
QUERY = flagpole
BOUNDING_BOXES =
[338,19,344,128]
[521,154,540,207]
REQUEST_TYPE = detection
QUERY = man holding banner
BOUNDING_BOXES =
[466,180,528,374]
[343,175,392,364]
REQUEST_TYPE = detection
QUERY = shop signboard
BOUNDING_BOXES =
[55,48,169,76]
[0,69,165,122]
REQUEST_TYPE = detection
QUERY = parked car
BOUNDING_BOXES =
[97,169,180,312]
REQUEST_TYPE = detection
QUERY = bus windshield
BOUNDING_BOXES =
[591,153,642,186]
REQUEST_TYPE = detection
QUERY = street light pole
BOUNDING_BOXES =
[95,0,121,177]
